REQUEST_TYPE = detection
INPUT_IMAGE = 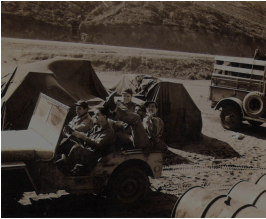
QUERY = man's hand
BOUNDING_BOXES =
[147,113,154,121]
[72,131,87,141]
[65,125,75,134]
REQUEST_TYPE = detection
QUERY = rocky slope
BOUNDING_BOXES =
[1,2,266,56]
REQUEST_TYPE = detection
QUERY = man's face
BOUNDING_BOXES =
[122,93,132,104]
[146,103,158,115]
[135,106,145,117]
[94,109,106,125]
[76,106,87,117]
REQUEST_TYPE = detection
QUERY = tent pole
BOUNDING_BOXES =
[1,67,17,98]
[1,102,6,131]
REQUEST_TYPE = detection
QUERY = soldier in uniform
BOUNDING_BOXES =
[121,87,136,112]
[57,100,94,155]
[104,92,167,149]
[143,101,166,148]
[56,106,115,175]
[135,103,147,121]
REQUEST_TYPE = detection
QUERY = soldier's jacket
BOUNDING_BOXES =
[84,123,115,157]
[143,115,165,148]
[124,101,136,112]
[69,112,94,133]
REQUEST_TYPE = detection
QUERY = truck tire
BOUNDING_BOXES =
[243,92,266,118]
[220,106,242,130]
[108,167,149,205]
[247,120,263,127]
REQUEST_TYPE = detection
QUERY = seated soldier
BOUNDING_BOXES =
[118,87,137,134]
[94,115,133,150]
[135,103,147,121]
[108,119,134,150]
[67,100,94,133]
[57,100,94,155]
[56,106,115,175]
[143,101,167,148]
[121,87,136,112]
[104,92,166,149]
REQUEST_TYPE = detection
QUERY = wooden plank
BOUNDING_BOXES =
[212,73,264,82]
[214,64,265,76]
[211,85,251,93]
[215,56,266,66]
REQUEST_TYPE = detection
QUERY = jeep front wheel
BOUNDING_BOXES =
[109,167,149,205]
[220,106,242,130]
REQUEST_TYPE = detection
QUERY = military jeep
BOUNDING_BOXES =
[1,93,165,206]
[209,50,266,129]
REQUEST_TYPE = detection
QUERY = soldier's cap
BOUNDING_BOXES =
[136,103,146,112]
[122,87,133,96]
[144,101,158,108]
[75,100,89,109]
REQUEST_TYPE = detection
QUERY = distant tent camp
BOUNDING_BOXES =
[110,74,202,143]
[1,57,108,130]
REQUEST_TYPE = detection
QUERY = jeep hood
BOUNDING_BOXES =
[1,129,54,162]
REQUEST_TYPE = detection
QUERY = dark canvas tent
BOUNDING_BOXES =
[146,81,202,143]
[110,74,202,143]
[1,57,108,130]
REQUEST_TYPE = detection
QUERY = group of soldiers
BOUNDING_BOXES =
[56,87,166,175]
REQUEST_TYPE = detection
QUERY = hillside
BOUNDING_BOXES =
[1,1,266,56]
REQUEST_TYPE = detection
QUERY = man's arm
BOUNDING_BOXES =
[73,128,114,150]
[74,119,93,132]
[85,130,114,150]
[143,116,164,142]
[74,117,94,133]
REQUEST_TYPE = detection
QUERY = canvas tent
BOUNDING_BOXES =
[1,57,108,130]
[110,74,202,143]
[146,81,202,143]
[109,74,161,95]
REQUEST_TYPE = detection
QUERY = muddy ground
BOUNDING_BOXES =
[1,38,266,217]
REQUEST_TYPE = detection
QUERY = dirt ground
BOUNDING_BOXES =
[1,38,266,217]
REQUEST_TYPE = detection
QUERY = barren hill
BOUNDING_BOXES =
[1,1,266,56]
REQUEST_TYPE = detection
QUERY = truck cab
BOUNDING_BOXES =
[2,93,165,205]
[209,52,266,129]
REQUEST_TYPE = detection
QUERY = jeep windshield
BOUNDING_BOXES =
[29,93,70,147]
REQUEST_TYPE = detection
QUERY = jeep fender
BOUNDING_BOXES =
[1,161,38,195]
[112,159,153,177]
[214,97,244,115]
[106,159,153,187]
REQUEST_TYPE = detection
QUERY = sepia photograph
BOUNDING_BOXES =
[1,1,266,217]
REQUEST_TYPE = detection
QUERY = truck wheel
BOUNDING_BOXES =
[243,92,266,118]
[108,167,149,205]
[248,120,263,127]
[220,106,242,130]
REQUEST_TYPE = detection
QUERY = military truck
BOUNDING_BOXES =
[1,93,165,207]
[209,50,266,129]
